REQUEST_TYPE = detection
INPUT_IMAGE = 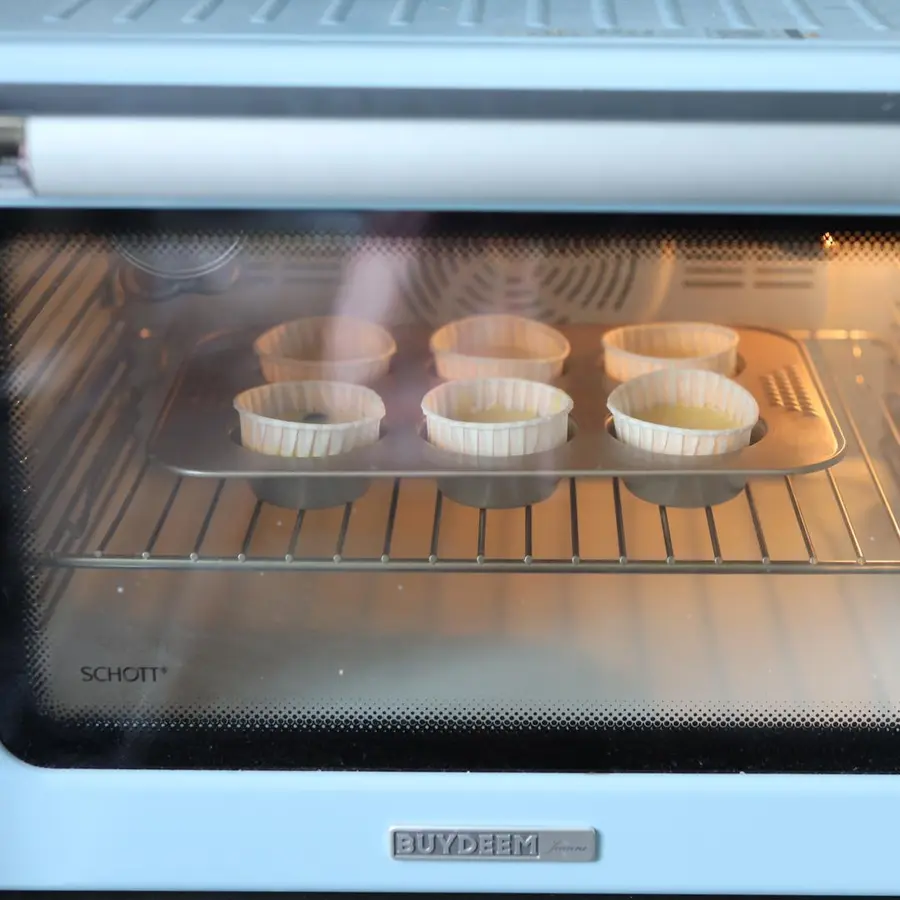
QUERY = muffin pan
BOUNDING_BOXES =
[150,325,845,509]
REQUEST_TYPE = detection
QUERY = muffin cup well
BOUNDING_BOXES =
[430,314,570,382]
[422,377,573,508]
[234,381,385,509]
[608,368,760,507]
[602,322,739,382]
[234,381,385,458]
[245,472,372,511]
[607,368,758,458]
[422,377,573,458]
[254,316,396,384]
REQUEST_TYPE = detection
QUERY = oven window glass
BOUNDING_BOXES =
[2,213,899,771]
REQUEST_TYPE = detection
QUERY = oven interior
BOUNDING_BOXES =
[7,221,900,770]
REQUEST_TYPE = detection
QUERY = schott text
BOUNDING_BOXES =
[80,666,166,683]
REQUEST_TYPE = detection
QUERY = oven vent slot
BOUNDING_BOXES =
[671,258,824,329]
[682,264,817,292]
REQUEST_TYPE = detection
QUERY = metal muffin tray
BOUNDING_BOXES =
[150,325,845,509]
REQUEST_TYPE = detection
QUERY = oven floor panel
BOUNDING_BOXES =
[41,568,900,726]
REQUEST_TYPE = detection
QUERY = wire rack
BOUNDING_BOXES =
[13,239,900,577]
[39,324,900,576]
[38,473,900,573]
[39,471,900,575]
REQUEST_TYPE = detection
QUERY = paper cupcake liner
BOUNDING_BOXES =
[422,377,573,458]
[254,316,397,385]
[602,322,739,382]
[607,369,759,457]
[429,314,570,382]
[234,381,385,458]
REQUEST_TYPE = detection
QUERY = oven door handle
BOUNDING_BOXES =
[12,115,900,212]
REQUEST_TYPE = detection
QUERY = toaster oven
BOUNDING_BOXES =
[5,0,900,895]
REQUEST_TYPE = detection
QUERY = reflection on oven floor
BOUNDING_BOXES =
[41,566,900,726]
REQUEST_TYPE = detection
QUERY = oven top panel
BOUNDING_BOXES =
[1,0,900,100]
[3,0,900,43]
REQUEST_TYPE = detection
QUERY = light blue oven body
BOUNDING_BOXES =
[2,748,900,894]
[3,1,900,894]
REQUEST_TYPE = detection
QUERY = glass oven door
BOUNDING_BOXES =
[2,212,900,775]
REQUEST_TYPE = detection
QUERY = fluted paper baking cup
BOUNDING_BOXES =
[602,322,739,382]
[254,316,397,384]
[607,369,758,457]
[429,314,570,382]
[422,377,573,457]
[234,381,385,458]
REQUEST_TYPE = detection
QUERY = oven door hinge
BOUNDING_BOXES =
[0,117,32,198]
